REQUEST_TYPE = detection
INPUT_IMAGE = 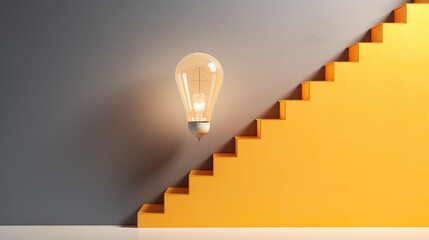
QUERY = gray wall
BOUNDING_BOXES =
[0,0,408,225]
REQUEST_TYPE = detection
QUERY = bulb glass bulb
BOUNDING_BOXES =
[175,52,224,139]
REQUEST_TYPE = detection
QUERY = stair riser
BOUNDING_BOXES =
[371,24,383,43]
[164,194,190,215]
[137,213,165,228]
[213,156,240,176]
[394,5,407,23]
[188,175,215,198]
[325,63,335,81]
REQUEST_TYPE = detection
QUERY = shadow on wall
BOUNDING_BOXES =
[74,77,184,224]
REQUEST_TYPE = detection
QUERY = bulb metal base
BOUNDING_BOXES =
[188,122,210,141]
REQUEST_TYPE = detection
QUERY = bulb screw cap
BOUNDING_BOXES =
[188,122,210,141]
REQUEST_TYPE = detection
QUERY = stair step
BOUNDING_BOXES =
[165,187,189,194]
[235,135,262,157]
[256,119,284,135]
[189,170,213,176]
[256,100,286,136]
[325,62,358,81]
[139,204,164,214]
[301,81,334,101]
[415,0,429,3]
[348,42,382,62]
[371,23,406,43]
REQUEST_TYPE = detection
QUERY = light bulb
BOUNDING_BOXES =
[175,52,224,140]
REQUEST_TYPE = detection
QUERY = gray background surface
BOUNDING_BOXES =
[0,0,408,225]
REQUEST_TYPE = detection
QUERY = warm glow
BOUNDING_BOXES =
[175,53,224,123]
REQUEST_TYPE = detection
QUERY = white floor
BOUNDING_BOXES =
[1,226,429,240]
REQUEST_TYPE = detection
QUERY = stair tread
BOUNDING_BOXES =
[373,22,405,27]
[348,42,381,48]
[189,170,214,176]
[302,80,334,84]
[256,118,283,121]
[213,153,237,157]
[165,187,189,194]
[325,61,358,66]
[278,99,312,103]
[302,79,326,82]
[139,204,164,214]
[235,136,260,140]
[277,100,311,104]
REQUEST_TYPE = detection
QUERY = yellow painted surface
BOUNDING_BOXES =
[138,2,429,227]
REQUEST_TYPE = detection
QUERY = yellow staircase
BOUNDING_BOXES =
[138,1,429,227]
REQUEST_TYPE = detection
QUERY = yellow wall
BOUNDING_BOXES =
[138,1,429,227]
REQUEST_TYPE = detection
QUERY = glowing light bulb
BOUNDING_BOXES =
[175,52,224,140]
[193,92,206,121]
